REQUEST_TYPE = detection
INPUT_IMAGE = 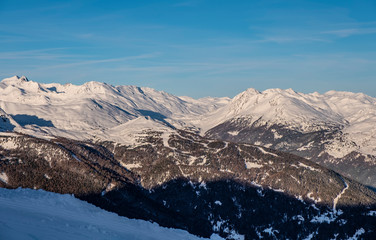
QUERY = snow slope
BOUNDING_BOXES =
[0,188,218,240]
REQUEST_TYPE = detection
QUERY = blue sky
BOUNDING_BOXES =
[0,0,375,98]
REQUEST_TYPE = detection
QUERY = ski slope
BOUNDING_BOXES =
[0,188,220,240]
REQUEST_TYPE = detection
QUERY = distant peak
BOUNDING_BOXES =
[263,88,284,94]
[1,75,30,84]
[244,88,260,95]
[19,76,29,82]
[286,88,296,94]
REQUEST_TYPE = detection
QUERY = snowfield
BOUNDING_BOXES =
[0,188,220,240]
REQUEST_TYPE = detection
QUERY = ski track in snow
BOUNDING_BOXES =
[333,177,349,211]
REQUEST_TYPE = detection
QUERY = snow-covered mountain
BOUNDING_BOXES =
[0,75,229,141]
[0,188,214,240]
[1,75,376,189]
[1,75,376,239]
[3,75,374,159]
[203,87,376,157]
[203,87,376,188]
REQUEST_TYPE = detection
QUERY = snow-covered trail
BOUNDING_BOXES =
[257,146,279,157]
[333,177,349,211]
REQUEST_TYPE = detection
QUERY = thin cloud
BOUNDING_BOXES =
[321,28,376,37]
[255,36,329,43]
[36,53,159,70]
[0,48,81,60]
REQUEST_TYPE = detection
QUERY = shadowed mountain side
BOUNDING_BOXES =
[1,132,376,239]
[136,109,176,129]
[204,117,376,190]
[97,179,376,240]
[103,129,376,208]
[11,114,54,127]
[0,108,17,131]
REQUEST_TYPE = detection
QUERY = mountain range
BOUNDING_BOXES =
[1,75,376,239]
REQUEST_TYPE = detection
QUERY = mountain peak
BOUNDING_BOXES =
[1,75,30,85]
[19,76,29,82]
[244,88,260,95]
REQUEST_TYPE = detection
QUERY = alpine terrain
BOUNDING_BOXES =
[1,76,376,239]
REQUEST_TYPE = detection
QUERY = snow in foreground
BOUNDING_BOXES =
[0,188,221,240]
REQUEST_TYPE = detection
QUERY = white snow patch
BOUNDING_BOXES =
[290,175,300,183]
[0,132,20,137]
[227,231,244,240]
[120,162,142,169]
[212,220,226,232]
[162,132,170,147]
[106,182,116,192]
[292,215,305,222]
[310,212,337,224]
[271,129,283,139]
[251,181,263,188]
[245,161,263,169]
[0,172,8,184]
[228,131,239,136]
[298,162,320,172]
[297,141,314,151]
[188,156,197,165]
[347,228,365,240]
[302,232,315,240]
[307,192,321,203]
[367,210,376,216]
[257,147,279,157]
[271,188,284,193]
[0,139,18,149]
[263,227,279,238]
[199,181,207,189]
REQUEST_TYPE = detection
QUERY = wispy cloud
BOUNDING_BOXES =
[255,36,329,44]
[321,28,376,37]
[35,53,158,70]
[0,48,81,60]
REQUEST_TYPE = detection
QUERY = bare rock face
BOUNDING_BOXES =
[1,132,375,239]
